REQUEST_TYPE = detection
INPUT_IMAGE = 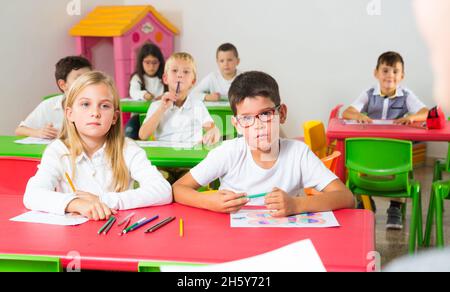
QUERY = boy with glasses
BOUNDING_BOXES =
[173,71,354,216]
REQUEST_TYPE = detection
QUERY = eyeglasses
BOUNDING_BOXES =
[235,105,281,128]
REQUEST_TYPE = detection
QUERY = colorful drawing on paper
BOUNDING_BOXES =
[230,210,340,228]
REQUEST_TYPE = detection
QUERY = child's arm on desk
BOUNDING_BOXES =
[173,172,249,213]
[265,179,355,218]
[15,124,59,139]
[394,107,429,125]
[342,106,373,124]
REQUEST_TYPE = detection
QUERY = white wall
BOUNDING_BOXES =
[123,0,447,158]
[0,0,121,136]
[1,0,447,158]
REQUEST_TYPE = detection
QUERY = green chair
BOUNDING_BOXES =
[424,181,450,247]
[345,138,423,254]
[424,121,450,247]
[0,254,61,272]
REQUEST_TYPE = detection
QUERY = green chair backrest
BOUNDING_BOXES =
[346,138,413,192]
[0,254,61,272]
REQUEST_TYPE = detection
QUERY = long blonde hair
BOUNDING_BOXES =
[60,71,130,192]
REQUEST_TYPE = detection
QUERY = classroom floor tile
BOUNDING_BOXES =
[375,166,450,268]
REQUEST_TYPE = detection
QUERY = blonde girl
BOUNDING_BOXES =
[24,71,172,221]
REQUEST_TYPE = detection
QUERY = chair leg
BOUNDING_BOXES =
[433,161,442,182]
[424,184,437,247]
[435,187,445,248]
[408,183,423,254]
[417,190,423,246]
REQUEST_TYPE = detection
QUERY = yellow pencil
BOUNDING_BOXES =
[65,172,76,193]
[179,218,184,237]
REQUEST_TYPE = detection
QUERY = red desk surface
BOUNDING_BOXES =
[0,195,375,272]
[327,119,450,181]
[327,119,450,141]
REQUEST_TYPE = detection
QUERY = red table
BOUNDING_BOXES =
[327,119,450,181]
[0,195,375,272]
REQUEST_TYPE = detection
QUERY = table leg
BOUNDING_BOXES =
[335,139,346,182]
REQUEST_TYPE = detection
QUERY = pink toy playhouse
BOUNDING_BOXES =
[70,5,179,99]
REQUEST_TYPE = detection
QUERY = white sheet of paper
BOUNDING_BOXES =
[230,209,340,228]
[136,140,198,149]
[14,137,53,145]
[204,101,230,107]
[343,119,395,125]
[10,211,89,226]
[160,239,326,272]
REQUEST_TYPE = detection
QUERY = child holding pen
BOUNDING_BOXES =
[24,71,172,220]
[173,71,354,216]
[139,52,220,146]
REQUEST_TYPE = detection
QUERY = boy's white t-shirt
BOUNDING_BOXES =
[129,74,164,101]
[190,138,338,203]
[193,70,240,100]
[143,93,214,143]
[19,94,65,130]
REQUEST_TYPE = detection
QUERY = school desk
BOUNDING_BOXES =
[327,119,450,181]
[0,195,375,272]
[120,99,232,114]
[0,136,210,168]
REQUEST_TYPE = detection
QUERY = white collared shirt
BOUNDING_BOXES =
[190,138,338,206]
[129,74,165,101]
[23,139,172,215]
[352,84,426,119]
[143,93,214,143]
[20,94,65,130]
[192,70,240,100]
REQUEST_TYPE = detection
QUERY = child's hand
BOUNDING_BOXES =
[394,116,413,125]
[144,92,154,101]
[37,123,59,139]
[264,187,297,218]
[66,196,117,221]
[206,190,249,213]
[356,115,373,124]
[203,126,221,146]
[75,191,100,202]
[159,92,177,111]
[205,93,221,101]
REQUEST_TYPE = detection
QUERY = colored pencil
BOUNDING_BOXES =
[145,216,176,233]
[119,217,132,236]
[98,216,115,235]
[64,172,76,193]
[103,216,116,235]
[179,218,184,237]
[118,212,135,226]
[123,217,147,234]
[127,215,159,233]
[176,81,181,95]
[247,192,268,199]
